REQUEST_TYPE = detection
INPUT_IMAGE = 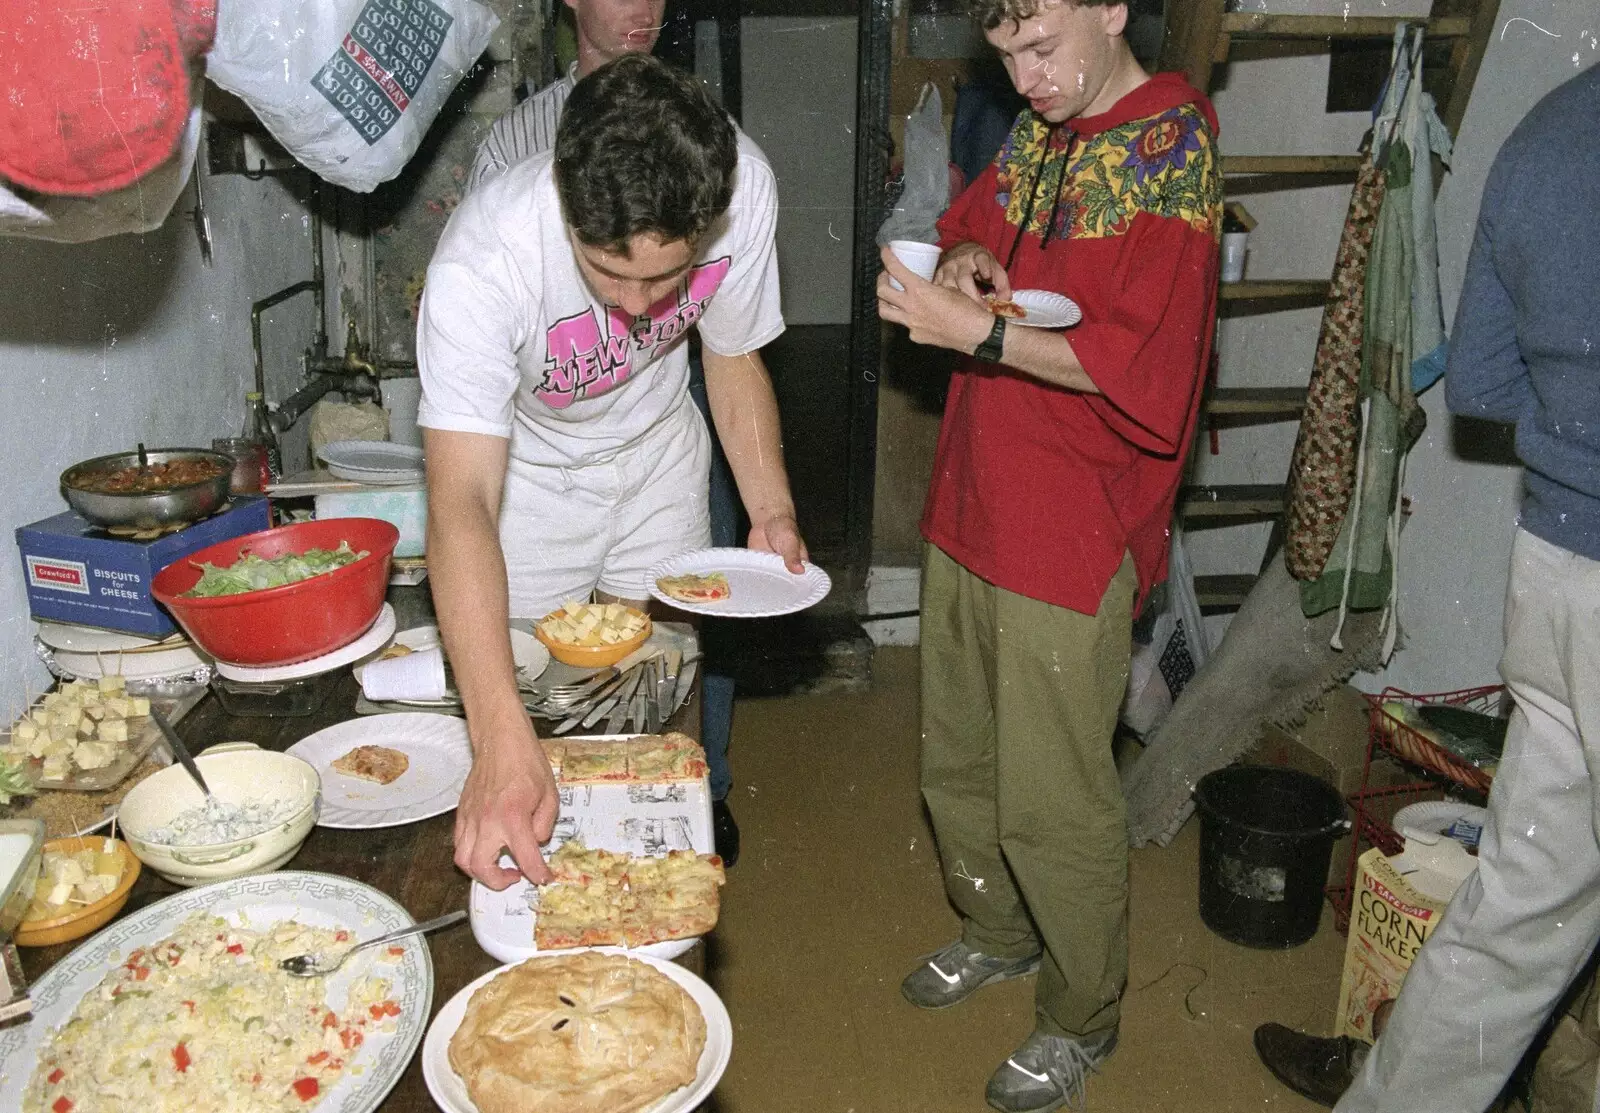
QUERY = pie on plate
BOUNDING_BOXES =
[332,744,410,785]
[535,841,726,950]
[448,951,706,1113]
[654,572,731,604]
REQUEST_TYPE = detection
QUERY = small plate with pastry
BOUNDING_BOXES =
[647,548,830,618]
[998,288,1082,329]
[422,950,731,1113]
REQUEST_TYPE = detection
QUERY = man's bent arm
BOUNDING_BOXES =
[700,346,808,570]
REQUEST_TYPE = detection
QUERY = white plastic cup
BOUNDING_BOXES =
[887,240,942,291]
[1221,232,1248,283]
[360,646,447,702]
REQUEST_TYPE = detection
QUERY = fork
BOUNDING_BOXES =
[278,910,466,978]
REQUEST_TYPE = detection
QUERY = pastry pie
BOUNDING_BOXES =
[449,952,706,1113]
[331,744,409,785]
[535,841,725,950]
[655,571,731,603]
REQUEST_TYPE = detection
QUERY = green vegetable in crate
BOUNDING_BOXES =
[183,541,368,597]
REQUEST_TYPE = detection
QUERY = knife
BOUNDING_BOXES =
[605,666,644,735]
[554,664,639,734]
[669,659,698,719]
[657,649,681,713]
[644,657,662,735]
[149,705,214,801]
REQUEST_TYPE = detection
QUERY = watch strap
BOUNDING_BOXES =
[973,314,1007,363]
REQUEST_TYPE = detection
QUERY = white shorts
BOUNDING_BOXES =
[499,395,712,619]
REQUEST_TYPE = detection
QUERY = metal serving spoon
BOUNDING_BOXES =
[278,910,466,978]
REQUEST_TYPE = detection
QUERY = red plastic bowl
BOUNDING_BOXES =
[151,518,399,667]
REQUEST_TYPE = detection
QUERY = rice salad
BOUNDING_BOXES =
[24,913,403,1113]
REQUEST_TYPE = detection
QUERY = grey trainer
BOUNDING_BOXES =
[900,940,1041,1010]
[985,1028,1118,1113]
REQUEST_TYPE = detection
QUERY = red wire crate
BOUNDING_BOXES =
[1367,685,1504,794]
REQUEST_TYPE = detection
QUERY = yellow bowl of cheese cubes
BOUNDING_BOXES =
[14,836,140,947]
[535,601,653,668]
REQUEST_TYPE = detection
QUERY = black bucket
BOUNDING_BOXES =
[1193,766,1349,949]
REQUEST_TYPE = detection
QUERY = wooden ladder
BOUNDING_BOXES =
[1161,0,1502,614]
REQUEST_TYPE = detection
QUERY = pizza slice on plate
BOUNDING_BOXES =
[534,842,725,950]
[984,294,1028,319]
[556,740,631,784]
[655,571,731,603]
[626,732,710,783]
[331,744,409,785]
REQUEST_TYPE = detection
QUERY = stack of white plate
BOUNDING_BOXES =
[318,440,426,485]
[36,622,206,682]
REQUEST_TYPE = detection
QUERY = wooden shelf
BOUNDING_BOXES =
[1205,386,1307,420]
[1219,13,1474,41]
[1219,280,1331,302]
[1180,483,1286,522]
[1193,573,1259,614]
[1224,155,1364,175]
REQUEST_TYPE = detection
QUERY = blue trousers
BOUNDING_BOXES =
[686,354,736,801]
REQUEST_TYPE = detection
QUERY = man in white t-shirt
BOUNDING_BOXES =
[417,54,807,890]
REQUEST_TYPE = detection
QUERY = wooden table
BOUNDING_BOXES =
[20,671,701,1112]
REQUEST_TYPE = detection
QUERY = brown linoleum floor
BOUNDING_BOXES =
[702,645,1344,1113]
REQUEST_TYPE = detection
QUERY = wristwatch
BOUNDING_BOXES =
[972,314,1007,363]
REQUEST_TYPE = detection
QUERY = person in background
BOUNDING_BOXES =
[420,54,804,890]
[466,0,748,863]
[1257,62,1600,1113]
[875,0,1221,1108]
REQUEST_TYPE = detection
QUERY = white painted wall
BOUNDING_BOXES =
[0,168,317,714]
[1193,0,1599,695]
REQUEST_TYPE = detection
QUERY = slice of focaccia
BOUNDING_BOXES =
[331,744,410,785]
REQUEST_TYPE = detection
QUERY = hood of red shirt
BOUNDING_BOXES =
[1071,71,1218,139]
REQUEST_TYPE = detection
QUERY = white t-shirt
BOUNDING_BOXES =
[416,131,784,468]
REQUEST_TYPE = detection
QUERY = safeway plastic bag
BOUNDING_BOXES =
[876,83,950,246]
[207,0,499,193]
[1122,527,1211,737]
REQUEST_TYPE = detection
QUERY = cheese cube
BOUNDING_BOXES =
[128,697,151,717]
[97,675,127,693]
[98,719,129,743]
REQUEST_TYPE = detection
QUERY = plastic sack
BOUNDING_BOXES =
[206,0,499,193]
[876,83,950,246]
[1122,527,1211,737]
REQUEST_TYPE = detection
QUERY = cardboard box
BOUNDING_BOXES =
[16,497,271,638]
[1335,836,1478,1042]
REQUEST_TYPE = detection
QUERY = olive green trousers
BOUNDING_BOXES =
[919,543,1135,1040]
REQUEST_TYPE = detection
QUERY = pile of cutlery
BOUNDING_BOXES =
[525,651,698,735]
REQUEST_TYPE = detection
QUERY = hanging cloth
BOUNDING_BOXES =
[1302,27,1432,657]
[1281,150,1388,580]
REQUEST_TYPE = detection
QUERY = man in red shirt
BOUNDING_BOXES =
[877,1,1220,1108]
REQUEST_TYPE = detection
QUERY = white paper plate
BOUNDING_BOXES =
[287,712,472,828]
[1008,288,1083,329]
[352,625,550,705]
[213,603,397,683]
[35,622,189,655]
[646,548,831,617]
[0,871,433,1113]
[319,441,426,484]
[421,953,731,1113]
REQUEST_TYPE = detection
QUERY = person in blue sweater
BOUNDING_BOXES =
[1260,62,1600,1112]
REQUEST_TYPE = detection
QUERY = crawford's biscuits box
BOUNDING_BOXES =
[16,496,270,638]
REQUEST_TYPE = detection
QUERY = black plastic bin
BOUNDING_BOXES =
[1193,766,1349,949]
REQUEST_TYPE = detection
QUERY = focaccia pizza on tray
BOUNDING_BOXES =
[535,841,726,951]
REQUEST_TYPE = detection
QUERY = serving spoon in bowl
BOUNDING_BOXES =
[279,909,467,977]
